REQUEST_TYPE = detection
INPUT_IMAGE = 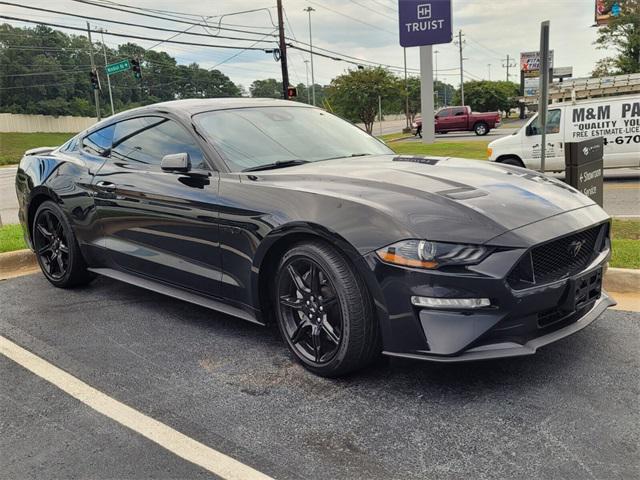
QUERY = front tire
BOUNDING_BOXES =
[32,201,95,288]
[274,241,379,377]
[498,156,525,168]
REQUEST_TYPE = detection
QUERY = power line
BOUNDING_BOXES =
[0,3,274,44]
[0,15,272,51]
[305,0,396,36]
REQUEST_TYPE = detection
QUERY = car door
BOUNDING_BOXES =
[435,108,453,131]
[450,107,468,130]
[92,114,223,297]
[521,108,565,171]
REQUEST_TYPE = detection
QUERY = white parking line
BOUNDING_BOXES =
[0,335,274,480]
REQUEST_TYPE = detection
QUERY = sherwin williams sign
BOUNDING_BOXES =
[398,0,452,47]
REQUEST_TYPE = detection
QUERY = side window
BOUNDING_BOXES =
[438,109,451,118]
[453,107,466,116]
[527,109,561,136]
[82,124,115,156]
[60,136,78,152]
[111,117,207,169]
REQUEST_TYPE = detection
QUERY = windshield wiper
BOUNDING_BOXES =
[319,153,373,161]
[242,159,310,172]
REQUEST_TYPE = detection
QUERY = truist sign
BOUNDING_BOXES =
[398,0,452,47]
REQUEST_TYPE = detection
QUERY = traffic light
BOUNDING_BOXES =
[131,58,142,80]
[287,86,297,98]
[89,69,100,90]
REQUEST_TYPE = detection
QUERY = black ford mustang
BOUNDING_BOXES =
[16,98,614,376]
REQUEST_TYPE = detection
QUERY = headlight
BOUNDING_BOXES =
[375,240,489,269]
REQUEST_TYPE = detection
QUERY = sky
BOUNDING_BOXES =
[2,0,610,90]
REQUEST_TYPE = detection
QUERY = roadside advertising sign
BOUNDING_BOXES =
[398,0,453,47]
[520,50,554,73]
[595,0,622,26]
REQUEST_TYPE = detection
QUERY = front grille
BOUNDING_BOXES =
[508,225,604,289]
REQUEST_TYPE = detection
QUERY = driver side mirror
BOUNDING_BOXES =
[161,152,190,172]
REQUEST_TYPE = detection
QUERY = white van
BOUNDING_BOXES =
[488,94,640,171]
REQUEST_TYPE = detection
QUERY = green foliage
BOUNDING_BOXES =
[249,78,282,98]
[594,0,640,75]
[0,24,241,117]
[452,80,520,114]
[327,67,400,133]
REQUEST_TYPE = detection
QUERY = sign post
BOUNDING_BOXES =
[398,0,452,145]
[538,20,551,172]
[565,137,604,207]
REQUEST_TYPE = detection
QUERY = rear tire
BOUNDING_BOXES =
[474,122,489,136]
[273,241,380,377]
[32,201,95,288]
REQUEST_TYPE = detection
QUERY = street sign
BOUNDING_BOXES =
[398,0,452,47]
[105,59,130,76]
[565,137,604,207]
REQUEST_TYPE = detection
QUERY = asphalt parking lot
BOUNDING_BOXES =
[1,273,639,479]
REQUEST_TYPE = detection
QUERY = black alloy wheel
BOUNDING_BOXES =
[32,201,95,288]
[274,241,380,377]
[278,257,343,364]
[34,209,69,280]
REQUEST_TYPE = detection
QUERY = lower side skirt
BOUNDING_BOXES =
[88,267,263,326]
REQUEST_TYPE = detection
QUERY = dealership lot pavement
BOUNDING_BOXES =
[1,274,638,479]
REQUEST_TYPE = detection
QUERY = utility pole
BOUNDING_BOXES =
[99,29,115,116]
[487,63,491,80]
[86,22,101,121]
[502,53,516,82]
[276,0,289,100]
[456,30,465,106]
[304,59,310,104]
[403,47,409,132]
[304,6,316,105]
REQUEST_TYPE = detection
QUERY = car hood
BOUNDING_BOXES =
[245,154,595,245]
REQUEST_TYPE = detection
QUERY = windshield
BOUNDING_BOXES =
[193,106,392,172]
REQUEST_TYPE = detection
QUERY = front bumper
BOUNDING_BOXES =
[383,292,614,362]
[365,230,613,363]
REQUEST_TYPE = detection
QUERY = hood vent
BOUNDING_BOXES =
[392,156,440,165]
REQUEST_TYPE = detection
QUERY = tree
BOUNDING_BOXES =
[452,80,519,114]
[249,78,282,98]
[593,0,640,75]
[327,67,400,133]
[0,24,242,116]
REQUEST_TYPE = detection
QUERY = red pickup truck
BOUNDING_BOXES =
[412,106,501,136]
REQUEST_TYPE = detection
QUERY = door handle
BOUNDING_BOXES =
[95,181,116,192]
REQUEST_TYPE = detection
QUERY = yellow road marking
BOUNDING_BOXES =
[0,335,274,480]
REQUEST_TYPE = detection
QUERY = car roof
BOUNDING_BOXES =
[84,98,313,134]
[131,97,310,115]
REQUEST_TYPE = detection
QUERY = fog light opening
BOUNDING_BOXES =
[411,296,491,309]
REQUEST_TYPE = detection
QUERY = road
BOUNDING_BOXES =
[1,274,638,479]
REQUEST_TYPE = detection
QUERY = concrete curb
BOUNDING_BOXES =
[0,249,638,293]
[0,249,38,279]
[604,267,640,294]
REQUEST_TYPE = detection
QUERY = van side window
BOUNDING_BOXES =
[528,109,561,135]
[82,124,115,156]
